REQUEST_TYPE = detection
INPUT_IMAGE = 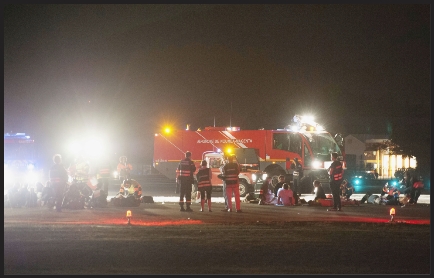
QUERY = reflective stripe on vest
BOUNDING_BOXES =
[332,164,343,181]
[223,164,239,183]
[179,159,193,177]
[197,168,211,188]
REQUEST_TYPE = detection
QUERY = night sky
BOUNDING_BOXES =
[3,4,430,166]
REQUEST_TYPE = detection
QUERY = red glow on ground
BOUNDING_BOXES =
[336,217,430,225]
[4,219,204,226]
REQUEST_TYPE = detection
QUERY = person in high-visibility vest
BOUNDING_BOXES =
[328,152,344,212]
[196,160,212,212]
[114,179,142,207]
[221,154,242,212]
[177,151,196,212]
[118,179,142,198]
[49,154,68,212]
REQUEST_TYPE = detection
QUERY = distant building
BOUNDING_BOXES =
[344,134,417,178]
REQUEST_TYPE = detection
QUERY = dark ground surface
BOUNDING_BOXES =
[4,198,431,275]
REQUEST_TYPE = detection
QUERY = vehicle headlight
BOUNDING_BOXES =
[252,173,257,181]
[311,160,322,169]
[262,173,268,180]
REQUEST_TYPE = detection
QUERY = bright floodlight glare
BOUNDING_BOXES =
[84,138,105,159]
[311,160,321,169]
[25,171,38,184]
[68,141,81,155]
[303,115,314,123]
[4,168,13,185]
[316,125,324,131]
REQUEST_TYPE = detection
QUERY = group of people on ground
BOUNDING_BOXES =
[5,182,40,208]
[359,175,424,206]
[5,154,140,211]
[258,175,296,206]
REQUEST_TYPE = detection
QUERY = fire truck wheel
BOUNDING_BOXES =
[239,181,249,197]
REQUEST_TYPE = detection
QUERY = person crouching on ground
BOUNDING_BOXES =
[112,179,142,207]
[259,176,278,205]
[276,183,294,206]
[308,180,327,206]
[88,181,108,208]
[340,179,354,200]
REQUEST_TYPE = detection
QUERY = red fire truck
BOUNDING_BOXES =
[153,115,345,194]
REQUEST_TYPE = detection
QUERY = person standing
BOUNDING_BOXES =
[222,155,242,212]
[49,154,68,212]
[196,160,213,212]
[218,159,228,211]
[410,177,424,205]
[291,157,303,178]
[177,151,196,212]
[117,156,133,182]
[327,152,344,211]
